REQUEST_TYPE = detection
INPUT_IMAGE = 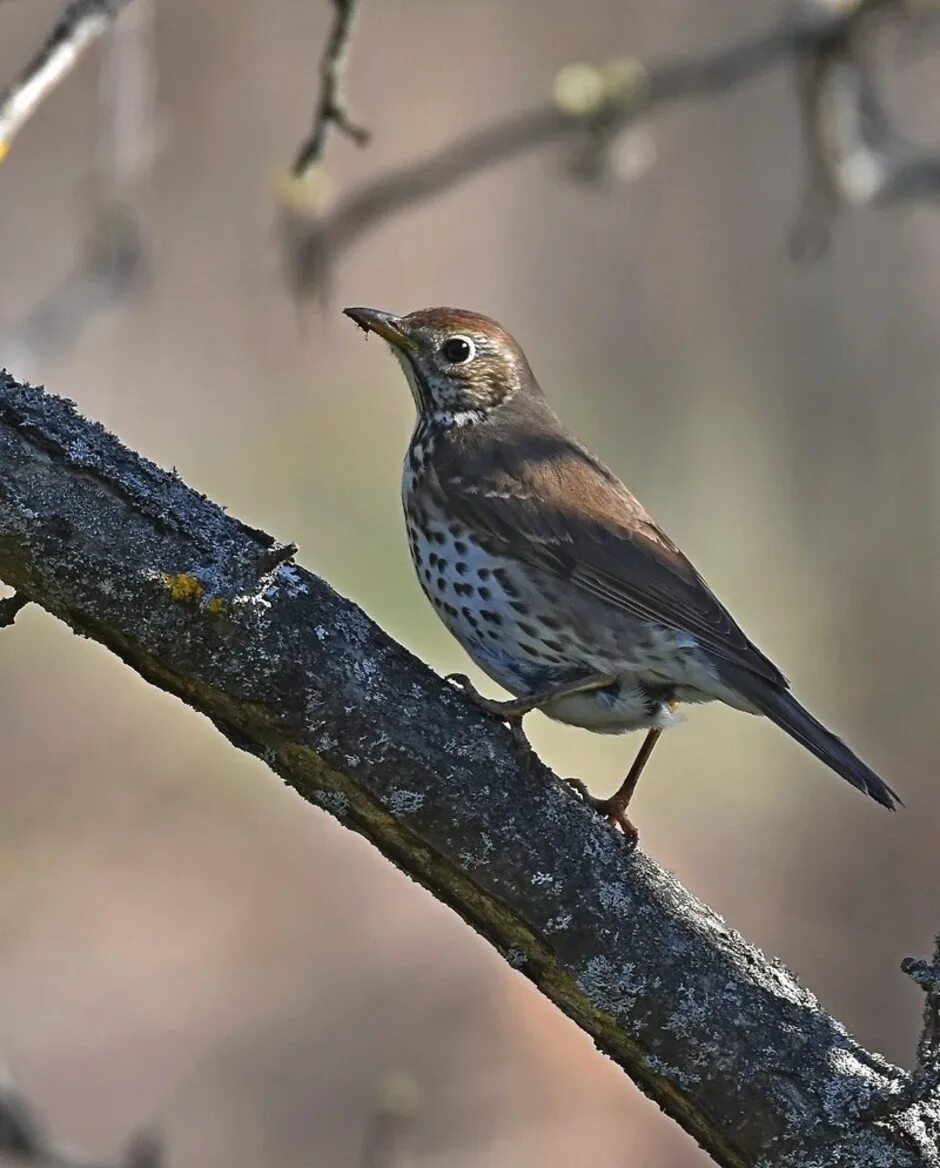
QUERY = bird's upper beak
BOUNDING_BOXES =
[343,307,417,351]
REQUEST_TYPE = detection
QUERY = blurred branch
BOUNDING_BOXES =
[291,0,369,178]
[0,591,29,628]
[0,0,154,375]
[0,1068,160,1168]
[1,372,939,1168]
[791,0,940,258]
[0,0,134,161]
[282,0,940,299]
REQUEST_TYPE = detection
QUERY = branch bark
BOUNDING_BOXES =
[0,371,938,1167]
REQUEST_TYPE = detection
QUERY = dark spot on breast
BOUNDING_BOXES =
[455,562,467,576]
[444,603,458,618]
[437,558,448,571]
[478,568,491,581]
[424,569,432,583]
[519,642,542,658]
[517,620,538,638]
[432,596,443,608]
[480,610,502,625]
[413,549,423,567]
[454,540,468,555]
[493,568,520,598]
[454,582,474,598]
[428,552,438,568]
[433,531,446,545]
[538,613,561,630]
[478,586,491,601]
[486,629,500,640]
[461,606,479,628]
[436,576,447,592]
[543,637,567,654]
[448,523,462,536]
[509,600,530,615]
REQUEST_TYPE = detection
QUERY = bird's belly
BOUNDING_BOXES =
[403,503,732,732]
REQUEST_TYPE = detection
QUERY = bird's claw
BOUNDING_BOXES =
[445,673,534,762]
[564,778,639,850]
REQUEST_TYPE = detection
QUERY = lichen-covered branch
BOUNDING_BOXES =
[291,0,369,178]
[903,935,940,1081]
[0,0,134,161]
[0,370,938,1167]
[283,0,939,298]
[0,589,28,627]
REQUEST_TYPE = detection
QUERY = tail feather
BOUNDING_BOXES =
[724,672,901,810]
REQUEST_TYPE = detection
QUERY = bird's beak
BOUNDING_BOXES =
[343,307,418,352]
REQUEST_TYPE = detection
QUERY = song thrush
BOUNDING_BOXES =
[344,305,900,845]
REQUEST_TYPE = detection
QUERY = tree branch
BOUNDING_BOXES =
[0,589,28,627]
[0,0,134,161]
[291,0,369,178]
[0,370,938,1166]
[282,0,940,299]
[902,935,940,1082]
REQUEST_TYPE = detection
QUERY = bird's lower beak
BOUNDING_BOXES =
[343,307,417,351]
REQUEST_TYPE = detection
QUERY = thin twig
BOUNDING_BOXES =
[790,0,940,258]
[0,0,154,375]
[282,0,940,299]
[0,591,29,627]
[292,0,369,178]
[0,0,134,161]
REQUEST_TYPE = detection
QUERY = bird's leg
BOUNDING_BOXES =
[566,702,679,847]
[445,671,618,757]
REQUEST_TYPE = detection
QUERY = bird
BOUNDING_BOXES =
[343,304,900,845]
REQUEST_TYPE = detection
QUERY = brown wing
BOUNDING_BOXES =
[431,420,787,688]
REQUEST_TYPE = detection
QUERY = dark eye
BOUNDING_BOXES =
[441,335,475,365]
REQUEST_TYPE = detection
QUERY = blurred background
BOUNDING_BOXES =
[1,1,938,1165]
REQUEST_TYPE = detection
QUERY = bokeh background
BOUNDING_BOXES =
[1,2,938,1165]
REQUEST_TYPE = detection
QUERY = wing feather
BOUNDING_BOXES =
[431,427,787,688]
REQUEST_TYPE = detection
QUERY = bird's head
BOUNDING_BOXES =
[344,306,534,430]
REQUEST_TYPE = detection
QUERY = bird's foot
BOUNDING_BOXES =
[564,778,639,850]
[445,673,534,761]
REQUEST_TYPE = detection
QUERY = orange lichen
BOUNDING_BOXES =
[161,572,205,604]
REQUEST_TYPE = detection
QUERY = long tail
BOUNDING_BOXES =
[722,670,901,810]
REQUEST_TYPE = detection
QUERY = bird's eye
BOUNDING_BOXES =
[441,336,475,365]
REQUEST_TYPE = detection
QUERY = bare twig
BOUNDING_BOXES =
[282,0,940,299]
[0,591,29,627]
[791,0,940,258]
[0,0,154,376]
[2,371,940,1168]
[291,0,369,178]
[0,1067,161,1168]
[0,0,135,161]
